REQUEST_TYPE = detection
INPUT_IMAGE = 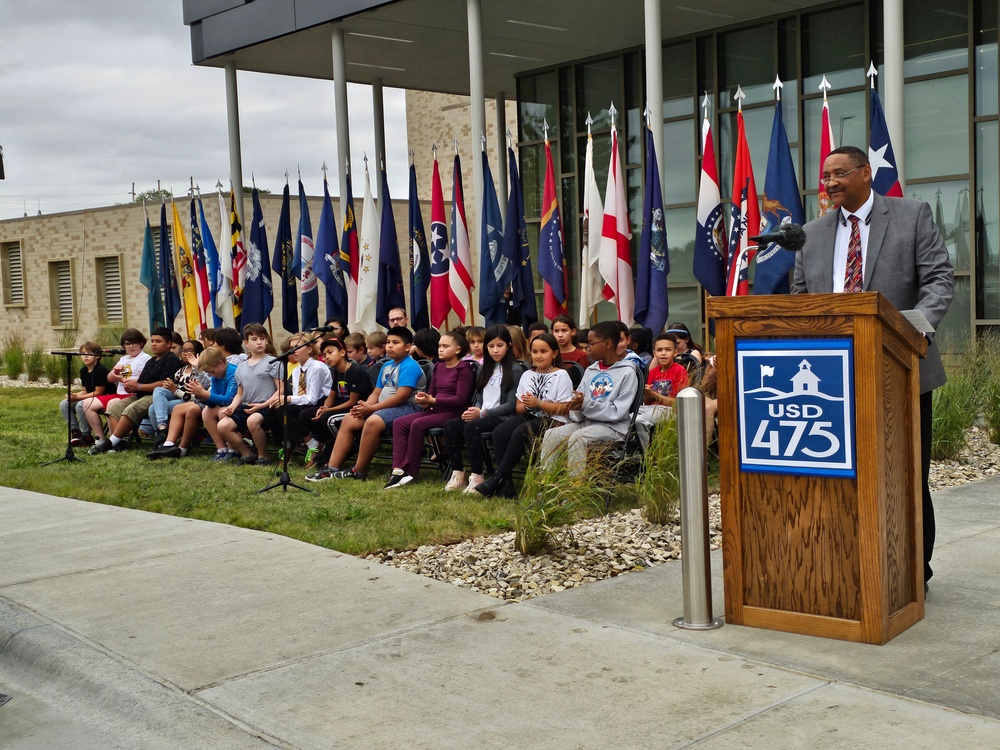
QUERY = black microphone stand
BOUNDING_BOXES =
[256,331,326,494]
[43,350,87,466]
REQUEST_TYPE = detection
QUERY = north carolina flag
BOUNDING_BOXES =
[693,116,726,297]
[429,156,451,328]
[538,140,568,322]
[869,85,903,198]
[599,123,634,324]
[754,97,804,295]
[726,110,761,297]
[449,154,475,323]
[294,179,318,330]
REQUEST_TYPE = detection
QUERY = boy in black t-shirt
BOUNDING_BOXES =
[62,341,110,447]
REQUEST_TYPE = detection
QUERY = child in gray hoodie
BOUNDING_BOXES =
[540,321,641,476]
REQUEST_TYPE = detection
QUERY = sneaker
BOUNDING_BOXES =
[444,470,466,491]
[306,466,337,482]
[107,439,129,454]
[89,438,112,455]
[154,427,168,448]
[304,447,319,467]
[254,457,273,466]
[210,448,236,462]
[333,467,366,480]
[237,451,259,466]
[384,469,408,489]
[152,444,182,459]
[463,473,486,494]
[70,429,84,447]
[81,434,95,446]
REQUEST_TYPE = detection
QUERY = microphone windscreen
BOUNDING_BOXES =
[782,223,807,252]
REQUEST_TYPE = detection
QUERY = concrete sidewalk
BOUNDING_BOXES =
[1,479,998,749]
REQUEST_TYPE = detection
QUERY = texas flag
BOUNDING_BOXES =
[869,86,903,198]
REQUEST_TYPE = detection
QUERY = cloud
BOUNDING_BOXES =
[0,2,409,220]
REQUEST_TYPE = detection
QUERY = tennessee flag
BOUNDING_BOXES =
[429,156,451,328]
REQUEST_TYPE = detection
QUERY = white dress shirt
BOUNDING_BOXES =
[832,189,875,293]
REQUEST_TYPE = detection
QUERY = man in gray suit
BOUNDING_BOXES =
[793,145,954,589]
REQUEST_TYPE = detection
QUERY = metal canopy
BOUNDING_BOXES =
[185,0,833,95]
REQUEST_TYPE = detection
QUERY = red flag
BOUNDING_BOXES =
[429,157,451,328]
[598,123,634,325]
[725,110,760,297]
[817,97,835,216]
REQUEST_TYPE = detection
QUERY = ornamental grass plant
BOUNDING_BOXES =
[25,344,46,381]
[2,332,25,380]
[637,415,680,526]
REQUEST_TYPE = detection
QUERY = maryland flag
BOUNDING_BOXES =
[230,190,246,327]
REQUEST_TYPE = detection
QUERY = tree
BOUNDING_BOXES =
[133,188,173,204]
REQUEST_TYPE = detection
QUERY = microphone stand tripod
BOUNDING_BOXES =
[42,350,87,466]
[256,331,326,494]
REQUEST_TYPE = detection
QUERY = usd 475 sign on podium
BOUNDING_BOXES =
[736,339,855,479]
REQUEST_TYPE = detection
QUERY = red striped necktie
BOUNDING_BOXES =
[844,215,863,293]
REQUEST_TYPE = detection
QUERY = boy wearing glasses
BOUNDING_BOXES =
[62,341,109,447]
[82,329,151,443]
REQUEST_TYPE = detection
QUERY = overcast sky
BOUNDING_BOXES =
[0,1,408,221]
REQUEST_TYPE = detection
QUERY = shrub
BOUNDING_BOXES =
[514,440,606,556]
[93,325,128,349]
[44,355,67,385]
[932,337,980,460]
[638,414,680,526]
[2,333,25,380]
[25,345,46,381]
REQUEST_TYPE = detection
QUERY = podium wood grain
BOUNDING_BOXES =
[709,292,924,645]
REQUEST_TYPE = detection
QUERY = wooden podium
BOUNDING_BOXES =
[707,292,926,645]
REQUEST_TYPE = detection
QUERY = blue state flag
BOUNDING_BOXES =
[272,183,298,333]
[408,163,430,331]
[197,197,223,326]
[314,176,346,322]
[376,168,406,329]
[294,179,318,330]
[478,151,511,327]
[242,188,274,326]
[139,211,165,333]
[158,202,181,330]
[503,145,538,329]
[754,99,805,295]
[634,126,669,332]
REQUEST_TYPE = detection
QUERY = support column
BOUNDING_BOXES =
[495,93,508,216]
[883,0,905,189]
[372,77,387,199]
[331,27,352,220]
[467,0,487,250]
[224,61,245,225]
[644,0,665,195]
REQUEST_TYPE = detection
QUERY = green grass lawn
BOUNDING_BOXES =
[0,388,525,555]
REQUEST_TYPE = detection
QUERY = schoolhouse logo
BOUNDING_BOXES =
[737,339,855,478]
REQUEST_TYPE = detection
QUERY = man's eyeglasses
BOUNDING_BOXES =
[821,166,862,184]
[388,317,406,325]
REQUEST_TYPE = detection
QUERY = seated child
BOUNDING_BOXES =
[214,326,247,367]
[149,340,209,446]
[526,321,549,343]
[90,327,183,453]
[463,326,485,365]
[82,329,150,442]
[217,323,282,466]
[344,332,375,368]
[365,330,387,361]
[634,332,689,450]
[280,333,333,460]
[628,326,655,366]
[385,331,476,488]
[62,341,109,446]
[443,325,526,493]
[315,326,427,481]
[539,321,641,476]
[476,333,574,498]
[170,331,185,357]
[552,315,591,368]
[411,327,440,362]
[146,347,237,459]
[614,320,647,369]
[302,337,374,470]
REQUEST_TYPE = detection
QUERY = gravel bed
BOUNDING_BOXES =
[0,375,65,389]
[368,425,1000,603]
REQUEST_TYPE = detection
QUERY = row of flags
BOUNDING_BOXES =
[694,65,903,300]
[137,65,908,340]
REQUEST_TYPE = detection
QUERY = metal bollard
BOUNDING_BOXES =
[672,387,724,631]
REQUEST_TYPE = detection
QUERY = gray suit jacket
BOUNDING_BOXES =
[792,192,954,392]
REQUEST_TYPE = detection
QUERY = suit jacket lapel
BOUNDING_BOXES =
[815,212,839,292]
[864,192,890,290]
